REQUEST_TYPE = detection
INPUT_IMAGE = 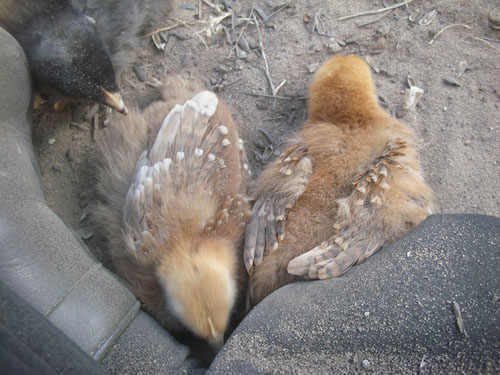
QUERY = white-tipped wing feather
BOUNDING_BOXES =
[287,138,434,279]
[122,91,236,256]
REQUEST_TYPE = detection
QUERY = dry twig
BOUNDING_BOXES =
[452,301,468,338]
[170,17,208,48]
[253,12,286,99]
[243,92,307,100]
[268,0,296,22]
[69,122,89,131]
[357,10,391,27]
[471,36,500,53]
[429,24,472,45]
[339,0,414,21]
[226,9,254,58]
[202,0,224,14]
[93,113,99,142]
[143,20,200,38]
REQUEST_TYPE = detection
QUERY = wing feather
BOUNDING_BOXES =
[288,138,433,279]
[244,140,312,272]
[122,90,235,256]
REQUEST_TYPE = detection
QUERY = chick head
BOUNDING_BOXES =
[157,237,237,349]
[17,4,126,113]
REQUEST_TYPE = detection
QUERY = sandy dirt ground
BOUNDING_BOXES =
[33,1,499,269]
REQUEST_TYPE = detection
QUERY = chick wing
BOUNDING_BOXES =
[288,138,435,279]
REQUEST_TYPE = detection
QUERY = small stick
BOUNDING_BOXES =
[226,8,254,58]
[357,10,391,27]
[69,122,89,131]
[198,0,202,19]
[429,24,472,45]
[243,92,291,100]
[339,0,414,21]
[202,0,223,14]
[275,79,287,96]
[93,113,99,142]
[242,92,307,100]
[262,115,286,121]
[268,0,296,22]
[212,77,243,91]
[143,20,200,38]
[471,36,500,53]
[253,12,279,98]
[452,301,468,338]
[478,36,500,43]
[170,17,208,48]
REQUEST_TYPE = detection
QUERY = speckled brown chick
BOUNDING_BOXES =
[244,55,434,306]
[92,76,252,349]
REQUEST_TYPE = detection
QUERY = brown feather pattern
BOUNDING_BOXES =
[92,76,251,346]
[245,56,434,306]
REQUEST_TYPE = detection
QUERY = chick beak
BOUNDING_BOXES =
[102,88,128,114]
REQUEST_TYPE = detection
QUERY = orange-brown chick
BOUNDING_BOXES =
[244,56,434,306]
[92,76,251,348]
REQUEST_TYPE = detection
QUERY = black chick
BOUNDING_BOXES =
[0,0,170,113]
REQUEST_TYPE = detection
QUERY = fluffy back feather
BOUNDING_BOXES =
[308,55,385,127]
[79,0,171,69]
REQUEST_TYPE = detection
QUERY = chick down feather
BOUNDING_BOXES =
[93,76,251,348]
[244,55,434,306]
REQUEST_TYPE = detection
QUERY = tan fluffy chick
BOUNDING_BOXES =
[244,55,434,306]
[92,76,251,348]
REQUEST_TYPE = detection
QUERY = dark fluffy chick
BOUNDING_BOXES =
[0,0,170,113]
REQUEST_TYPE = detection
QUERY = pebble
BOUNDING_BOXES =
[171,32,191,41]
[362,360,371,369]
[308,62,320,74]
[254,8,269,23]
[488,11,500,30]
[464,139,471,145]
[238,35,251,53]
[216,65,229,74]
[133,65,146,82]
[48,138,55,145]
[443,77,462,87]
[364,311,370,318]
[326,41,342,54]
